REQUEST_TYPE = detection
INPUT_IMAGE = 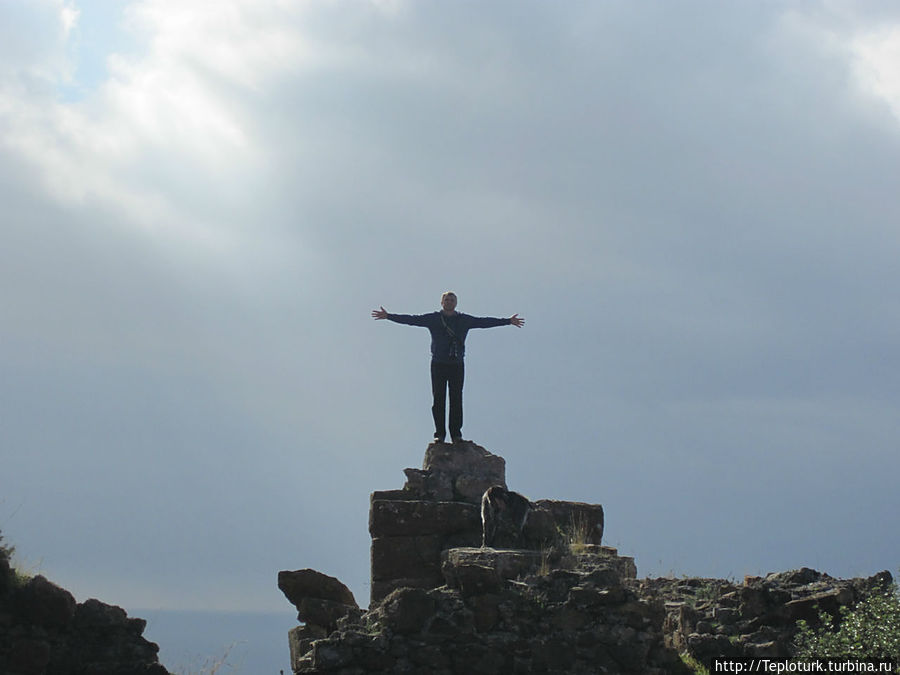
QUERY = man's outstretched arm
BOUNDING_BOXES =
[468,313,525,329]
[371,306,432,326]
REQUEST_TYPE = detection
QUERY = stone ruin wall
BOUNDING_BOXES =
[278,441,895,674]
[279,441,671,674]
[368,441,618,605]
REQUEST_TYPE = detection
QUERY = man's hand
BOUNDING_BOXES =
[510,314,525,328]
[372,306,389,320]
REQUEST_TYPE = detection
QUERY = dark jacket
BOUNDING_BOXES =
[386,311,510,363]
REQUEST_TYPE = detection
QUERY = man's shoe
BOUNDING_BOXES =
[451,436,466,444]
[433,435,446,444]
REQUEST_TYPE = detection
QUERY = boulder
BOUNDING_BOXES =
[278,569,358,630]
[278,569,358,608]
[401,441,506,504]
[423,441,505,480]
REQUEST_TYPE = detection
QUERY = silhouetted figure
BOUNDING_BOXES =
[372,292,524,443]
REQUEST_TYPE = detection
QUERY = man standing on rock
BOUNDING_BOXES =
[372,292,524,444]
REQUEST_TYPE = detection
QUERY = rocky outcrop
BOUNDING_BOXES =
[403,441,507,504]
[279,441,893,673]
[282,440,656,674]
[289,551,685,674]
[278,569,361,633]
[368,441,501,604]
[637,567,893,663]
[0,557,169,675]
[369,440,608,604]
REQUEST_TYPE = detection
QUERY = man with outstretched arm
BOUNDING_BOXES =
[372,291,524,444]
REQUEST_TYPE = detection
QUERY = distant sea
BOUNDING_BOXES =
[138,610,296,674]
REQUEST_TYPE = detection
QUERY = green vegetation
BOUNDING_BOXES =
[0,529,34,589]
[694,579,724,606]
[0,529,13,560]
[794,578,900,667]
[680,652,709,674]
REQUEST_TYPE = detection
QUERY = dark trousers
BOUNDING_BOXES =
[431,360,464,439]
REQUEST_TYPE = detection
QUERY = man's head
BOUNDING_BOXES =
[440,291,458,314]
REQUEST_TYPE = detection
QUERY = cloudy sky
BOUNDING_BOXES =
[3,0,900,617]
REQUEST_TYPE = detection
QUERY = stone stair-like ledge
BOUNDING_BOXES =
[442,545,637,588]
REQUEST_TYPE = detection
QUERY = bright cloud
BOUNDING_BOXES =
[852,25,900,124]
[0,1,346,248]
[60,1,79,38]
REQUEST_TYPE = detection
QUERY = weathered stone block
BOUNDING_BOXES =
[454,563,502,597]
[423,441,505,478]
[455,473,501,504]
[574,545,637,578]
[403,468,454,501]
[369,500,480,537]
[521,506,559,546]
[534,499,604,545]
[784,587,853,623]
[371,535,443,581]
[400,441,508,504]
[583,563,626,587]
[442,548,543,586]
[288,624,326,669]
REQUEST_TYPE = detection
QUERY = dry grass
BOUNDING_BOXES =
[566,513,593,555]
